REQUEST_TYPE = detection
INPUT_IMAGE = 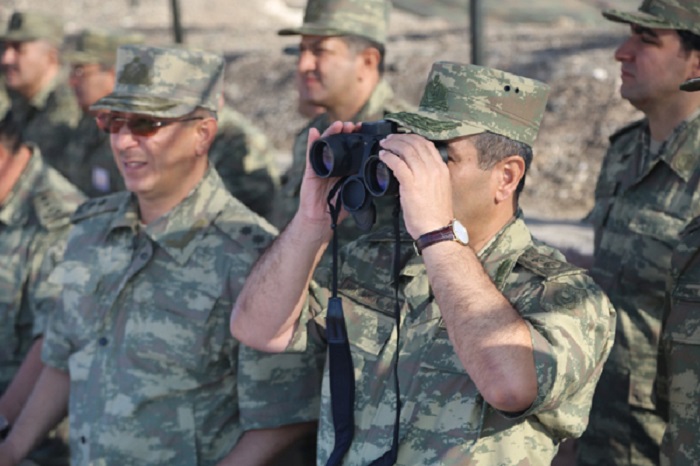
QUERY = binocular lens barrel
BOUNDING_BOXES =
[310,140,334,178]
[363,155,398,197]
[340,176,371,212]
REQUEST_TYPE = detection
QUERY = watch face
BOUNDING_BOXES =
[452,220,469,245]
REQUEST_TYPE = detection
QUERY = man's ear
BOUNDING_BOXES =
[195,117,218,157]
[493,155,525,204]
[358,47,380,77]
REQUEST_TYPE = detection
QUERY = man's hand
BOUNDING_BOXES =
[378,133,454,238]
[296,121,360,236]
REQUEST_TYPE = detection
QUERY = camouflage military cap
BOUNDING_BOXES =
[64,29,145,67]
[0,11,63,46]
[602,0,700,36]
[278,0,389,45]
[90,45,224,118]
[385,62,550,145]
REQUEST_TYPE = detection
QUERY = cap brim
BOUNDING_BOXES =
[385,110,486,141]
[90,93,194,118]
[0,31,61,46]
[602,9,678,30]
[278,26,353,37]
[681,78,700,92]
[64,50,110,65]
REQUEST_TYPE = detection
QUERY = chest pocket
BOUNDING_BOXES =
[664,282,700,405]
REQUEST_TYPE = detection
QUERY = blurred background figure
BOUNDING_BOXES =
[0,11,79,169]
[61,28,144,197]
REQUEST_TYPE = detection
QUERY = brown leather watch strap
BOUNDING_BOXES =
[413,224,455,255]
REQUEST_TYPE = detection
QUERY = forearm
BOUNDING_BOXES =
[0,366,69,463]
[231,213,329,352]
[216,422,317,466]
[0,338,44,423]
[422,241,537,412]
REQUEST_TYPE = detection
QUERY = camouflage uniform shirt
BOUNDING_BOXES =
[290,215,616,465]
[208,105,279,220]
[0,147,85,390]
[273,79,411,232]
[6,77,80,169]
[578,114,700,466]
[60,113,124,197]
[656,214,700,466]
[41,167,323,466]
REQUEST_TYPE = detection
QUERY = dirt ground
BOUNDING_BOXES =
[1,0,643,223]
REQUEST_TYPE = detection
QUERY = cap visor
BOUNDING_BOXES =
[90,93,194,118]
[385,110,486,141]
[602,9,677,30]
[278,25,353,37]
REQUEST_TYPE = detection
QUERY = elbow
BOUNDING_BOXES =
[229,302,292,353]
[480,376,537,413]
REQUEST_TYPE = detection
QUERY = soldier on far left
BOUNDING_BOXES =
[0,11,80,171]
[62,29,144,197]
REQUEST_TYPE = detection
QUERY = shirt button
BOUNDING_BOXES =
[139,252,148,260]
[98,337,108,346]
[80,436,87,444]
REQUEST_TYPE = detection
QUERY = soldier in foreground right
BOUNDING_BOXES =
[654,77,700,466]
[576,1,700,465]
[231,61,616,465]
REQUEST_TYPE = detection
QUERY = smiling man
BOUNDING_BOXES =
[577,1,700,465]
[0,11,79,169]
[0,45,323,466]
[273,0,411,233]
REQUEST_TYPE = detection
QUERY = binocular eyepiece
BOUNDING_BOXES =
[310,120,447,230]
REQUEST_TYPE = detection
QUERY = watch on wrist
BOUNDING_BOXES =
[0,414,10,440]
[413,219,469,255]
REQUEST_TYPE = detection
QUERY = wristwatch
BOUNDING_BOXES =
[0,414,10,440]
[413,219,469,255]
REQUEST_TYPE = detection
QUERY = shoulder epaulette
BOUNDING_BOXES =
[609,119,645,144]
[213,199,277,251]
[517,247,581,280]
[71,192,127,223]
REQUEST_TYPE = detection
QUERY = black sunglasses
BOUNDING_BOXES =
[95,114,204,137]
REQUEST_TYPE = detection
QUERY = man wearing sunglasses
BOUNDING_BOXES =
[60,29,144,197]
[0,11,80,171]
[576,2,700,465]
[0,45,323,466]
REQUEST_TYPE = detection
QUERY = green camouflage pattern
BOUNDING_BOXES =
[91,45,224,118]
[0,11,64,46]
[278,0,390,45]
[208,105,280,220]
[657,215,700,466]
[386,62,550,145]
[289,215,616,465]
[6,77,80,170]
[64,29,145,66]
[0,147,85,390]
[41,167,322,465]
[272,79,412,232]
[0,77,10,118]
[603,0,700,36]
[577,114,700,466]
[60,113,123,197]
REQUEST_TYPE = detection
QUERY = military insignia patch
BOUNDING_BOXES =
[9,13,22,31]
[119,56,152,86]
[386,112,460,133]
[421,75,450,112]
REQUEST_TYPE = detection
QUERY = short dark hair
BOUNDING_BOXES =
[341,34,385,75]
[472,131,533,196]
[0,111,24,155]
[678,29,700,53]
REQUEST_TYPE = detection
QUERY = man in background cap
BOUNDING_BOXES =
[0,44,322,466]
[577,2,700,465]
[231,62,616,465]
[0,110,84,466]
[0,11,80,169]
[272,0,411,232]
[60,29,144,197]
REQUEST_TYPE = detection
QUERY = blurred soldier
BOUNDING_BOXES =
[0,45,322,466]
[231,62,616,465]
[0,110,85,463]
[577,2,700,465]
[0,11,80,170]
[273,0,411,231]
[0,75,9,117]
[208,97,281,220]
[61,29,144,197]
